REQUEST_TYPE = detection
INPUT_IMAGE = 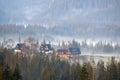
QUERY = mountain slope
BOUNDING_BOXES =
[0,0,120,25]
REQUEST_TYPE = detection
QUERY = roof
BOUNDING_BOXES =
[68,48,81,54]
[57,49,68,54]
[40,44,52,50]
[57,48,81,54]
[15,43,24,50]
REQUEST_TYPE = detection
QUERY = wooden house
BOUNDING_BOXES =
[56,47,81,59]
[40,44,53,54]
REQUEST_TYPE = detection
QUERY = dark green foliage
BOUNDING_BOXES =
[117,62,120,80]
[12,63,22,80]
[0,63,4,80]
[80,64,89,80]
[97,60,106,80]
[0,48,22,80]
[0,48,120,80]
[3,64,12,80]
[107,57,118,80]
[70,63,81,80]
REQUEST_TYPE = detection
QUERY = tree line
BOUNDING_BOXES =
[0,48,120,80]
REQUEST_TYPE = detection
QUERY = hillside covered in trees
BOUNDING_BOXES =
[0,48,120,80]
[0,24,120,41]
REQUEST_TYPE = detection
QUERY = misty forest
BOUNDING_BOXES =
[0,48,120,80]
[0,0,120,80]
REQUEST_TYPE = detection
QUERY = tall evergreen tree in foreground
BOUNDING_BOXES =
[107,57,118,80]
[12,63,22,80]
[3,64,12,80]
[97,60,106,80]
[0,63,4,80]
[80,64,89,80]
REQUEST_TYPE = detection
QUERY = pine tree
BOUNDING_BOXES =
[40,67,47,80]
[86,62,94,80]
[12,63,22,80]
[97,60,106,80]
[3,64,12,80]
[117,62,120,80]
[49,67,56,80]
[0,64,4,80]
[107,57,118,80]
[80,64,89,80]
[69,63,81,80]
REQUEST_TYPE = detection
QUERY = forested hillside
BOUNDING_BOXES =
[0,48,120,80]
[0,24,120,40]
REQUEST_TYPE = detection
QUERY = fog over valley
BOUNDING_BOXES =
[0,1,120,80]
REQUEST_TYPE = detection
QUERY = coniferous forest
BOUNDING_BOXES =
[0,0,120,80]
[0,48,120,80]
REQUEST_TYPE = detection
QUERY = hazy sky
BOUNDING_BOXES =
[0,0,120,26]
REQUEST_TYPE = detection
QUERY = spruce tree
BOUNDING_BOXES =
[80,64,89,80]
[0,64,4,80]
[3,64,12,80]
[40,67,47,80]
[97,60,106,80]
[12,63,22,80]
[109,57,118,80]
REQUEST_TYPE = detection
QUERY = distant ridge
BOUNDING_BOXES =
[0,0,120,24]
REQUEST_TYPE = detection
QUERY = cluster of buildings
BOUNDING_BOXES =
[14,41,81,59]
[14,41,119,63]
